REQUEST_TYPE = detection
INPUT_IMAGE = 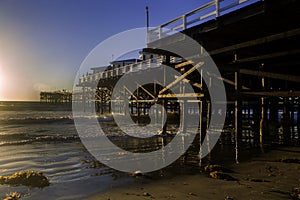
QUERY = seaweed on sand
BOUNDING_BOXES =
[3,192,22,200]
[209,171,238,181]
[203,164,238,181]
[290,187,300,200]
[204,164,234,173]
[0,170,50,188]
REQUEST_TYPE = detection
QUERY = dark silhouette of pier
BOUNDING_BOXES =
[75,0,300,163]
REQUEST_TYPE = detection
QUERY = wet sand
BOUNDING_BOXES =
[87,146,300,200]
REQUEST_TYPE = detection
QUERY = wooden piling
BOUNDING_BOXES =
[199,101,203,167]
[260,64,265,152]
[206,101,211,163]
[234,70,242,164]
[298,100,300,145]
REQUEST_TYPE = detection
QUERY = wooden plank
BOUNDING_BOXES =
[124,86,137,100]
[234,71,242,164]
[221,76,249,90]
[187,100,203,102]
[242,91,300,97]
[158,93,204,99]
[159,61,204,94]
[200,11,216,20]
[210,28,300,55]
[175,60,194,69]
[240,69,300,83]
[179,77,202,89]
[234,49,300,63]
[112,99,155,103]
[192,82,202,89]
[207,72,250,90]
[135,82,155,99]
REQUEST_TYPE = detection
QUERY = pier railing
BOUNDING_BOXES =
[79,56,172,86]
[147,0,257,43]
[79,0,258,86]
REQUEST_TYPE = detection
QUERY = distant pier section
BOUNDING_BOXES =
[40,90,72,103]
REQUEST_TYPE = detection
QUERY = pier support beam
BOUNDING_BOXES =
[298,100,300,145]
[82,86,86,112]
[199,101,203,167]
[161,100,167,134]
[269,97,279,141]
[260,65,265,152]
[281,98,291,145]
[234,70,242,164]
[206,101,211,162]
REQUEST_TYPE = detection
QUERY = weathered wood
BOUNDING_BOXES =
[158,93,204,99]
[234,71,242,164]
[175,60,193,69]
[260,68,265,152]
[179,76,202,89]
[208,72,250,90]
[199,101,203,167]
[234,49,300,63]
[240,69,300,83]
[242,91,300,97]
[136,82,155,99]
[124,86,137,100]
[281,98,292,145]
[159,62,204,94]
[298,101,300,145]
[210,28,300,55]
[206,101,211,162]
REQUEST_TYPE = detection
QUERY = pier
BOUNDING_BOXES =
[40,90,72,103]
[75,0,300,162]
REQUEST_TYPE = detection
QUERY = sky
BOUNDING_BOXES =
[0,0,256,101]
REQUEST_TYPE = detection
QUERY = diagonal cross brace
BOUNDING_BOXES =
[135,82,156,99]
[159,61,204,94]
[124,86,138,100]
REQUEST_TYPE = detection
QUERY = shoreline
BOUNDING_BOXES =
[87,146,300,200]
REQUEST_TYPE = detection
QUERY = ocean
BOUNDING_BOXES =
[0,101,203,199]
[2,101,293,199]
[0,101,129,199]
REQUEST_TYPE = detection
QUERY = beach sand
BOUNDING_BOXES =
[87,146,300,200]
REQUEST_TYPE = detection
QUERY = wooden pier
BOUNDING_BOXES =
[75,0,300,162]
[40,90,72,103]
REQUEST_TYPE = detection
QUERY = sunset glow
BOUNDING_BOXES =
[0,0,206,101]
[0,65,3,100]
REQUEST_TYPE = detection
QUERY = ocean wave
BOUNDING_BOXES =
[0,116,73,124]
[0,134,80,146]
[0,115,114,124]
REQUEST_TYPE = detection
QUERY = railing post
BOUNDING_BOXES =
[130,64,133,72]
[215,0,220,17]
[158,26,162,39]
[183,15,187,29]
[147,31,149,43]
